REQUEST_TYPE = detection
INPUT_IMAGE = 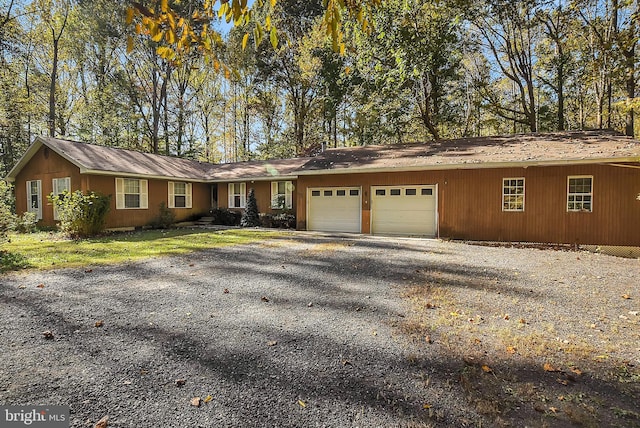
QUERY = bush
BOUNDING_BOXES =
[241,188,260,227]
[49,191,111,238]
[261,212,296,229]
[0,181,16,241]
[14,212,37,233]
[211,208,241,226]
[149,202,175,229]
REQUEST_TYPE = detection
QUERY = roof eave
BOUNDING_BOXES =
[80,168,210,182]
[206,175,299,183]
[295,157,640,176]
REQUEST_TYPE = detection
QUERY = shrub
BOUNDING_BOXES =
[0,181,16,241]
[211,208,241,226]
[241,188,260,227]
[149,202,175,229]
[49,191,111,238]
[14,212,37,233]
[261,212,296,229]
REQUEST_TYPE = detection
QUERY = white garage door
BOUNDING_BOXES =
[307,187,361,233]
[371,185,437,236]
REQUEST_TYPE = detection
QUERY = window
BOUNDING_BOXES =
[270,181,293,209]
[390,189,401,196]
[228,182,246,208]
[375,189,385,196]
[502,178,525,212]
[324,190,333,196]
[168,182,192,208]
[116,178,148,209]
[52,177,71,220]
[567,176,593,212]
[26,180,42,220]
[336,190,346,196]
[312,190,321,197]
[421,188,433,196]
[405,188,417,196]
[350,189,359,196]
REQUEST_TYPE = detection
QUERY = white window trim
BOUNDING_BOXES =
[567,175,593,212]
[502,177,525,212]
[228,182,246,208]
[115,177,148,209]
[26,180,42,220]
[168,182,192,209]
[271,181,293,209]
[52,177,71,220]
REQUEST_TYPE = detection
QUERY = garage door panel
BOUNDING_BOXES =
[308,187,361,233]
[371,185,437,236]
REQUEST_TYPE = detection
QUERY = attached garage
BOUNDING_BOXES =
[371,185,437,237]
[307,187,361,233]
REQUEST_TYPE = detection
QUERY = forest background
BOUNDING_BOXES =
[0,0,638,176]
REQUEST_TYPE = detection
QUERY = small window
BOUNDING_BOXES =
[390,189,401,196]
[52,177,71,220]
[350,189,359,196]
[337,190,346,196]
[271,181,293,209]
[26,180,42,220]
[228,182,246,208]
[375,189,385,196]
[502,178,525,211]
[312,190,321,197]
[421,188,433,196]
[116,178,148,209]
[324,190,333,196]
[567,176,593,212]
[169,182,192,209]
[405,188,417,196]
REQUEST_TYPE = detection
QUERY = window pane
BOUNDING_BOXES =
[277,181,286,194]
[390,189,401,196]
[234,195,241,207]
[406,188,417,196]
[421,188,433,196]
[350,189,359,196]
[324,190,332,196]
[375,189,385,196]
[174,182,186,195]
[125,194,140,208]
[124,179,139,194]
[337,190,346,196]
[312,190,320,196]
[175,195,186,208]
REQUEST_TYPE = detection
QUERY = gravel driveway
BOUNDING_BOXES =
[1,233,638,427]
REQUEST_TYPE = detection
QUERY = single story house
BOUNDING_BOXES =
[5,130,640,246]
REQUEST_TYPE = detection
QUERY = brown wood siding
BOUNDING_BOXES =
[217,180,297,215]
[297,164,640,246]
[14,146,82,225]
[81,176,211,228]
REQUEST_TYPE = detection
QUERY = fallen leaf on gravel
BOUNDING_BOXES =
[570,368,583,376]
[549,407,558,413]
[18,285,26,289]
[519,318,527,324]
[297,400,306,408]
[95,320,104,328]
[425,335,433,344]
[423,403,432,409]
[481,365,493,373]
[42,330,54,339]
[267,340,278,346]
[94,415,109,428]
[629,311,638,316]
[450,311,459,317]
[36,283,45,288]
[506,346,517,354]
[261,296,270,302]
[203,395,213,403]
[223,288,229,294]
[175,379,185,387]
[307,302,313,307]
[342,359,352,366]
[543,363,559,372]
[85,269,93,273]
[123,380,132,385]
[622,294,631,299]
[190,397,201,407]
[556,378,569,385]
[189,263,195,267]
[503,314,510,320]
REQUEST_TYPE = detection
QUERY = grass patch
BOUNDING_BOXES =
[1,229,282,272]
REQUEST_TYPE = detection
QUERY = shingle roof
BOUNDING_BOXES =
[41,137,212,180]
[298,130,640,173]
[6,131,640,183]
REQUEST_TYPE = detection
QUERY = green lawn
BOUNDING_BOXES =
[0,228,282,272]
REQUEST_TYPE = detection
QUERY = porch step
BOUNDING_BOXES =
[194,216,214,225]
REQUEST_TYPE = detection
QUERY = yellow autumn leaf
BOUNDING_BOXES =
[166,29,176,44]
[242,33,249,50]
[543,362,558,372]
[481,364,492,373]
[269,26,278,49]
[126,35,134,53]
[423,403,432,409]
[125,7,135,25]
[298,400,306,408]
[203,395,213,403]
[270,0,277,7]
